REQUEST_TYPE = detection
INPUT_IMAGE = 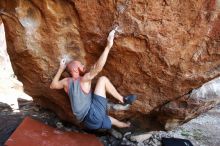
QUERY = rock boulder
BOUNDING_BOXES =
[0,0,220,128]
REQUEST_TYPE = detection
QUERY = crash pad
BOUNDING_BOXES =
[5,117,103,146]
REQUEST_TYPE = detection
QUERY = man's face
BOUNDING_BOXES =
[73,61,85,73]
[68,60,86,76]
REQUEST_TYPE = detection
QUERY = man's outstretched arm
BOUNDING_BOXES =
[50,59,68,89]
[82,29,117,82]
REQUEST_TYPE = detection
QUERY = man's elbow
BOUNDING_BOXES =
[50,83,56,89]
[50,84,54,89]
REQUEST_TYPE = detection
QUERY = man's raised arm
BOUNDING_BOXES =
[82,29,117,81]
[50,59,68,89]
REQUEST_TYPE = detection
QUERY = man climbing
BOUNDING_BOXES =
[50,28,137,130]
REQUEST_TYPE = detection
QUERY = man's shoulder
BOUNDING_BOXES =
[80,75,92,83]
[62,77,71,85]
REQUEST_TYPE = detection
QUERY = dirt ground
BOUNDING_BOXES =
[167,104,220,146]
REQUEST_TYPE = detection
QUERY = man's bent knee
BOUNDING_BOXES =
[94,76,108,98]
[98,76,108,83]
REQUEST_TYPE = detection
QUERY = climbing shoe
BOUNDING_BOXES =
[123,94,137,105]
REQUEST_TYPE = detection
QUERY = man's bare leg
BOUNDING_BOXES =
[109,116,130,128]
[94,76,124,103]
[94,76,131,128]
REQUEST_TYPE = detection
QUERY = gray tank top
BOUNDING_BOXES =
[68,78,92,122]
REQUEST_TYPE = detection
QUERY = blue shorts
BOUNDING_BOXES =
[83,94,112,130]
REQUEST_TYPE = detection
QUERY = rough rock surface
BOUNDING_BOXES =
[0,0,220,127]
[157,77,220,130]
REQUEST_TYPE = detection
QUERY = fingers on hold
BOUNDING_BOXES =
[114,26,119,31]
[60,58,67,65]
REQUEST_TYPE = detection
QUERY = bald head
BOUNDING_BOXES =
[67,60,85,76]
